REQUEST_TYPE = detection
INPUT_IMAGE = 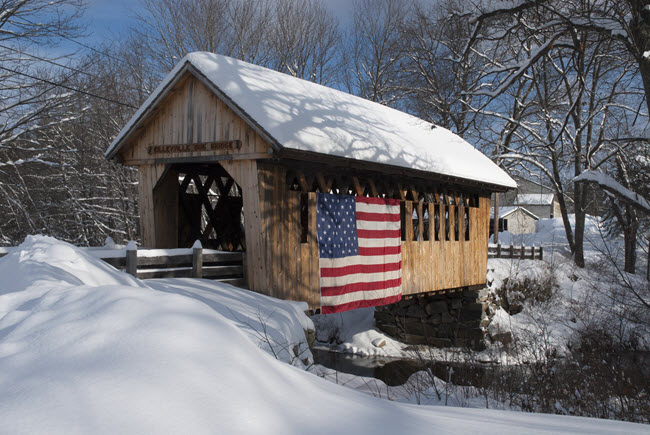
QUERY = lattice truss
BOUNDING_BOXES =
[176,164,245,251]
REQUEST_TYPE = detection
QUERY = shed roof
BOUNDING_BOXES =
[107,52,516,189]
[516,193,555,205]
[491,206,540,220]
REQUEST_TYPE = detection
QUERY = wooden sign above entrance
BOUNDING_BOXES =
[147,140,242,155]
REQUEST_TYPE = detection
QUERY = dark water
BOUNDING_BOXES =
[313,346,650,390]
[311,347,495,387]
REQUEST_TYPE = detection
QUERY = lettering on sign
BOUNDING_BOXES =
[147,141,242,155]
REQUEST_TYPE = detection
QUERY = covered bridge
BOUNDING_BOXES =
[106,52,516,312]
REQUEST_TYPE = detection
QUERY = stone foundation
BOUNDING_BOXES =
[374,288,493,350]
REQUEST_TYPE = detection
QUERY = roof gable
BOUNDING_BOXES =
[111,71,271,164]
[492,206,540,220]
[107,52,516,189]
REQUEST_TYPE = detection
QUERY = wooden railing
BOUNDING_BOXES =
[488,243,543,260]
[0,244,246,286]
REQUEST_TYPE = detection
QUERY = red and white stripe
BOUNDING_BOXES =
[320,196,402,314]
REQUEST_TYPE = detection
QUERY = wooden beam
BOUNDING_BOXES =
[351,176,364,196]
[316,173,332,193]
[124,152,271,166]
[368,179,379,197]
[297,172,311,192]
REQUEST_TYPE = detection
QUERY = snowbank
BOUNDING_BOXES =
[0,236,646,434]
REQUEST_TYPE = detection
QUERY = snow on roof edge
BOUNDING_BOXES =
[106,52,517,189]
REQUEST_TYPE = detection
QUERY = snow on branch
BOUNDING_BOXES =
[0,156,61,167]
[574,170,650,213]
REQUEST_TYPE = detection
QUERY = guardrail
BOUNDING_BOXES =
[488,243,543,260]
[0,243,246,286]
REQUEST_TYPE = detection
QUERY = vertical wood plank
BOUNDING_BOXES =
[271,166,282,298]
[287,191,300,301]
[258,166,272,293]
[404,201,413,295]
[308,192,319,309]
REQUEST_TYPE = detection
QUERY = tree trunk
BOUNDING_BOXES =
[645,236,650,281]
[624,226,637,274]
[552,157,575,255]
[633,0,650,117]
[638,57,650,118]
[623,205,638,274]
[574,183,586,268]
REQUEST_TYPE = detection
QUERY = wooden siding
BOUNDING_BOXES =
[118,72,269,165]
[256,164,491,308]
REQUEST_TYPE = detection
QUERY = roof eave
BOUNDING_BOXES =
[277,147,516,192]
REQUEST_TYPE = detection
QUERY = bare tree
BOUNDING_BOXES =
[400,0,489,135]
[0,38,146,245]
[342,0,412,104]
[268,0,341,85]
[463,0,645,267]
[225,0,274,65]
[0,0,86,149]
[134,0,234,73]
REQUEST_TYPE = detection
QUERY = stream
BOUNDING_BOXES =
[313,346,650,391]
[311,346,498,387]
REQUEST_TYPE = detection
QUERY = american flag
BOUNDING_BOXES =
[317,193,402,314]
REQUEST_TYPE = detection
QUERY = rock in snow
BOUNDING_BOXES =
[372,338,387,348]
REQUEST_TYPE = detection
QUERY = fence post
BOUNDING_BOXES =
[192,240,203,278]
[496,243,502,258]
[539,246,543,261]
[520,243,526,259]
[531,246,536,260]
[126,241,137,278]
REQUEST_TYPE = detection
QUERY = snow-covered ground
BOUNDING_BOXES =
[1,235,647,433]
[314,214,649,362]
[487,215,649,357]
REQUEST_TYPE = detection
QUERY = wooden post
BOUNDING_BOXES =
[493,192,499,244]
[126,241,137,278]
[192,240,203,278]
[520,243,526,259]
[539,246,543,261]
[496,243,502,258]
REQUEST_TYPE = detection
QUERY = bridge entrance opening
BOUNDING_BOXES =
[173,163,245,251]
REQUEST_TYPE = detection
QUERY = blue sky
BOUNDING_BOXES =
[82,0,355,44]
[82,0,141,40]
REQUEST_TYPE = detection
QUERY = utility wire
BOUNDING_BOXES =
[0,44,148,94]
[20,16,145,71]
[0,65,138,109]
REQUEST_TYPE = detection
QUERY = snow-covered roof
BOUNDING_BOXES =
[516,193,554,205]
[107,52,516,189]
[491,206,539,220]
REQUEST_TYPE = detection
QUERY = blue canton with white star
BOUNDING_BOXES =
[317,193,359,259]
